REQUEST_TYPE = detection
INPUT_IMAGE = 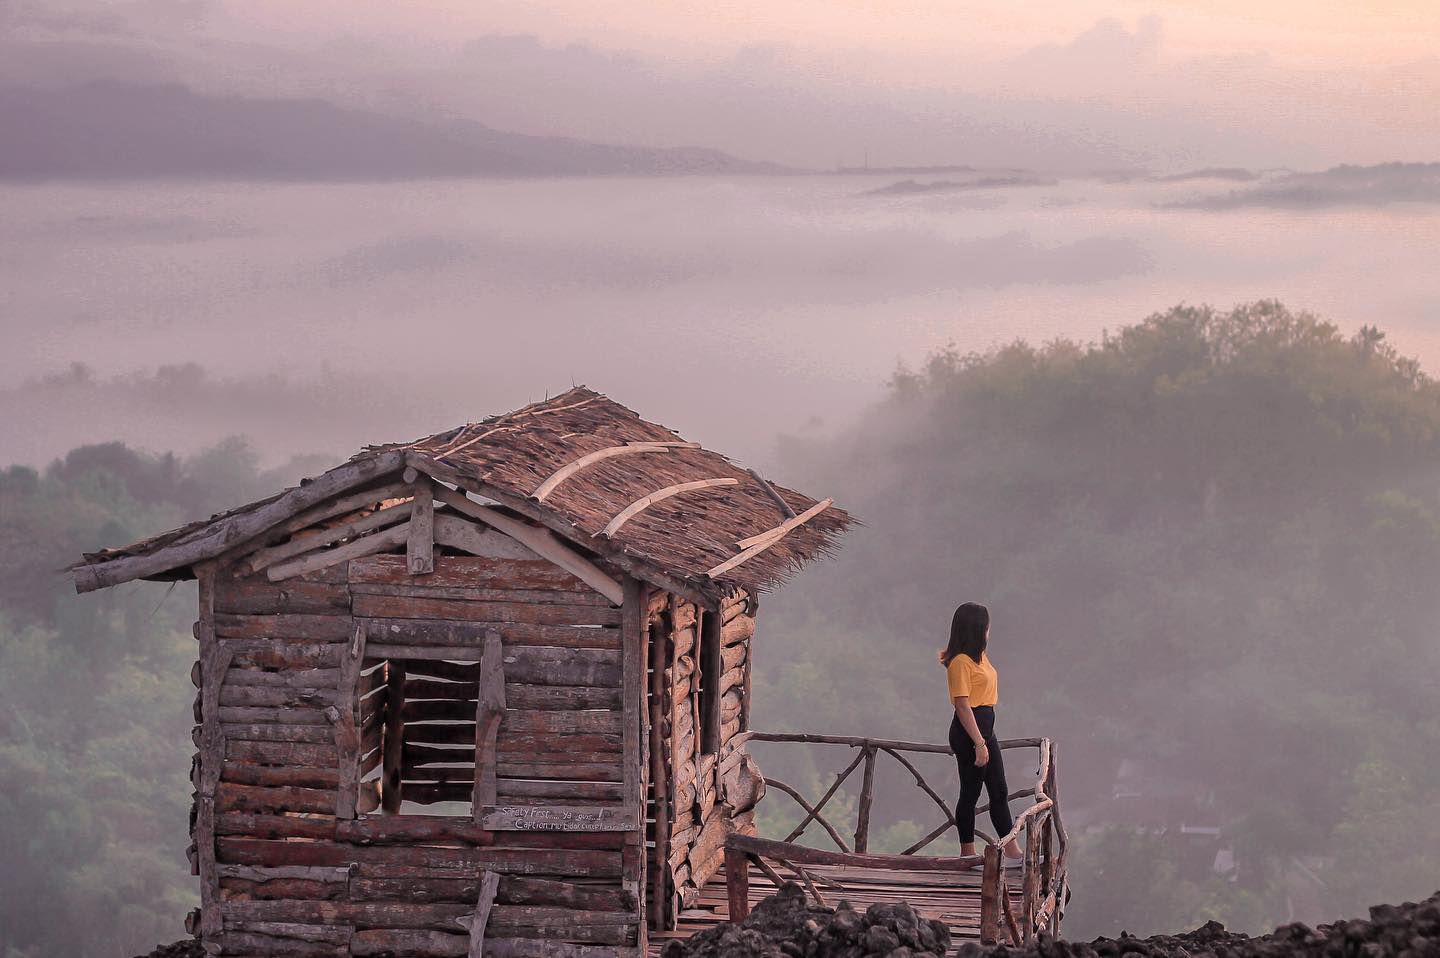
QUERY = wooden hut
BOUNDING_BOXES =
[70,387,852,958]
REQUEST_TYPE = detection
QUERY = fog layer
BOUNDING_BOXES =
[4,173,1440,469]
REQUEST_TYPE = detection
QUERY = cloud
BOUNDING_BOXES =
[1009,14,1164,82]
[0,363,361,466]
[0,172,1156,470]
[290,210,1149,300]
[1168,163,1440,210]
[1,7,1439,173]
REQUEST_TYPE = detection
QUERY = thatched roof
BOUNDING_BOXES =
[72,387,853,604]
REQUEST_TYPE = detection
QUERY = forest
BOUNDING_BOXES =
[3,302,1439,956]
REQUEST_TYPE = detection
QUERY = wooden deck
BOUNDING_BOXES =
[647,733,1067,954]
[650,860,1012,954]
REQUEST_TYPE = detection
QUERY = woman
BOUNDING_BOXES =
[940,602,1023,862]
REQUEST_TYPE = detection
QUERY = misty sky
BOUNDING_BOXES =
[5,170,1439,472]
[5,0,1439,170]
[2,2,1439,473]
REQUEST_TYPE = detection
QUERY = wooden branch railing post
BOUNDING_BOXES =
[1001,879,1022,946]
[724,846,750,922]
[979,843,1002,945]
[853,745,877,853]
[1023,816,1040,942]
[1042,814,1055,914]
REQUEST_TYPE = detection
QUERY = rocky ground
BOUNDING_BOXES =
[132,885,1440,958]
[659,884,1440,958]
[661,882,952,957]
[132,941,203,958]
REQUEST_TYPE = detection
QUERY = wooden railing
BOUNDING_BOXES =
[722,731,1069,946]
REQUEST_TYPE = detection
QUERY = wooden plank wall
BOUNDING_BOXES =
[191,552,642,957]
[652,589,760,923]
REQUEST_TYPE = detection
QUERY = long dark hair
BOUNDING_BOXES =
[942,602,989,666]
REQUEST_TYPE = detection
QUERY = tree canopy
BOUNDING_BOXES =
[761,302,1440,936]
[4,303,1439,952]
[0,440,324,958]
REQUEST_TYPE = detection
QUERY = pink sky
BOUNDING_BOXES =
[7,1,1438,169]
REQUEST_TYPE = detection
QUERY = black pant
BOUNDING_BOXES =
[949,705,1014,844]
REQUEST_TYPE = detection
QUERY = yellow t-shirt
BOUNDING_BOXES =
[946,651,998,707]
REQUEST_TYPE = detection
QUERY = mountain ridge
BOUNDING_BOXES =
[0,81,792,180]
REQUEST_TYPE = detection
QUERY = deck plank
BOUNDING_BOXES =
[651,862,986,954]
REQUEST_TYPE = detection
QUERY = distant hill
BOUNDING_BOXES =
[862,174,1058,196]
[1166,161,1440,209]
[1152,167,1259,183]
[0,82,790,180]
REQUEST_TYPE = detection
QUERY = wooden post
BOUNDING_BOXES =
[473,630,506,817]
[381,660,406,813]
[1002,879,1023,946]
[740,602,754,733]
[407,477,434,575]
[1041,814,1055,912]
[979,842,1002,945]
[1023,817,1040,943]
[668,596,684,923]
[195,564,232,950]
[621,578,648,952]
[724,845,750,922]
[331,620,367,818]
[853,745,877,853]
[647,609,671,932]
[466,870,500,958]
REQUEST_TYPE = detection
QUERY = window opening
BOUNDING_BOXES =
[363,655,482,817]
[698,609,722,756]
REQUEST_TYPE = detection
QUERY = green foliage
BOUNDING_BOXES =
[765,302,1440,936]
[1073,827,1272,938]
[0,439,326,957]
[6,302,1440,948]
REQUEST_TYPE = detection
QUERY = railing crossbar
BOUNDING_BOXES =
[744,730,1043,754]
[880,746,956,824]
[765,777,852,852]
[899,786,1031,855]
[779,748,866,844]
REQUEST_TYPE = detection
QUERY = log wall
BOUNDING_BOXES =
[647,588,762,927]
[192,552,643,957]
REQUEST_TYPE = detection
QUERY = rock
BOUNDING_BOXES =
[863,926,902,952]
[129,941,203,958]
[665,886,1440,958]
[141,887,1440,958]
[662,883,951,958]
